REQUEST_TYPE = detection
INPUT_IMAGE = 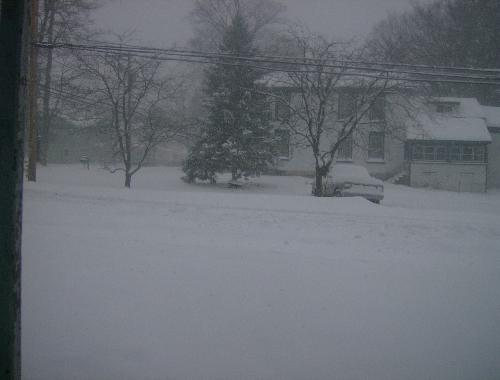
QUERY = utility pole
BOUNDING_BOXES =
[27,0,39,181]
[0,0,29,378]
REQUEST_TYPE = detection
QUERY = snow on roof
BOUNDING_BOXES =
[482,105,500,128]
[406,113,491,142]
[258,72,294,88]
[429,97,485,118]
[406,97,492,142]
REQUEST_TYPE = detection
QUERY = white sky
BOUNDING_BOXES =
[94,0,431,47]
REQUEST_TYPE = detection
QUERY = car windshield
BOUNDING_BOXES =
[331,164,370,180]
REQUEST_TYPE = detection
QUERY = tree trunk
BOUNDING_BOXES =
[39,2,55,165]
[314,170,323,197]
[124,172,132,188]
[0,0,26,377]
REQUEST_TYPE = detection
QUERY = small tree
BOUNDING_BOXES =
[77,46,185,187]
[183,9,274,183]
[271,31,394,196]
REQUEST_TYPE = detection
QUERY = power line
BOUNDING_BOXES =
[78,39,500,75]
[36,42,500,86]
[37,40,500,80]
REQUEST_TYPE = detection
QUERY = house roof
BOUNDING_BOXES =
[406,97,492,143]
[430,97,485,118]
[406,114,491,142]
[258,72,293,88]
[482,105,500,128]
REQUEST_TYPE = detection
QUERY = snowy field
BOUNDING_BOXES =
[22,165,500,380]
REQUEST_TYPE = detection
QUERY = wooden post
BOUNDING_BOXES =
[27,0,39,181]
[0,0,29,379]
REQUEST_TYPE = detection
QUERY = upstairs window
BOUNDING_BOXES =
[434,101,459,113]
[337,135,353,161]
[339,92,385,121]
[412,144,486,162]
[274,101,290,121]
[369,96,385,121]
[338,92,357,120]
[460,145,485,162]
[450,145,485,162]
[368,132,385,160]
[272,91,291,121]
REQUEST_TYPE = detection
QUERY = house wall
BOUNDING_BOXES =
[48,127,114,164]
[351,127,406,180]
[410,162,487,192]
[487,130,500,188]
[273,127,406,179]
[271,91,409,177]
[271,90,408,179]
[49,122,187,166]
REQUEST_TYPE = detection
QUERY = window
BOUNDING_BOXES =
[274,101,290,121]
[423,146,435,161]
[461,145,485,162]
[436,146,447,161]
[368,132,384,160]
[412,144,486,162]
[369,96,385,121]
[473,146,485,162]
[449,145,461,161]
[337,135,353,160]
[462,146,473,161]
[338,92,357,120]
[412,145,447,161]
[274,129,290,158]
[272,91,291,121]
[412,145,423,160]
[434,101,459,113]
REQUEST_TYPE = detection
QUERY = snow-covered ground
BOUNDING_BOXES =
[22,165,500,380]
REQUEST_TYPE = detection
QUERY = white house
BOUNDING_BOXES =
[265,75,500,192]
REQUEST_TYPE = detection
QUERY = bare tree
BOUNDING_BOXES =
[366,0,500,105]
[37,0,99,165]
[268,31,395,196]
[76,47,186,187]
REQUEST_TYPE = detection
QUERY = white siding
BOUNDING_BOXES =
[410,162,487,192]
[271,92,407,178]
[487,131,500,188]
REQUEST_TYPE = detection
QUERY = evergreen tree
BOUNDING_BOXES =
[183,10,274,183]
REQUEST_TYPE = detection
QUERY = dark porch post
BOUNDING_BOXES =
[0,0,30,379]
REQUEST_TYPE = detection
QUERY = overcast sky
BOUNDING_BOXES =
[94,0,429,47]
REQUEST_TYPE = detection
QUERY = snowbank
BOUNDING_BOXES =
[22,165,500,380]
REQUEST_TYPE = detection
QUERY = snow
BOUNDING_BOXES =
[432,97,485,119]
[406,98,493,142]
[22,165,500,380]
[329,163,384,186]
[406,113,491,142]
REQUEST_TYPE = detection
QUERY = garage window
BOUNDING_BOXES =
[450,145,485,162]
[412,144,486,162]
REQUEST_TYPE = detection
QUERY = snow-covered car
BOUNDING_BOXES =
[314,164,384,203]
